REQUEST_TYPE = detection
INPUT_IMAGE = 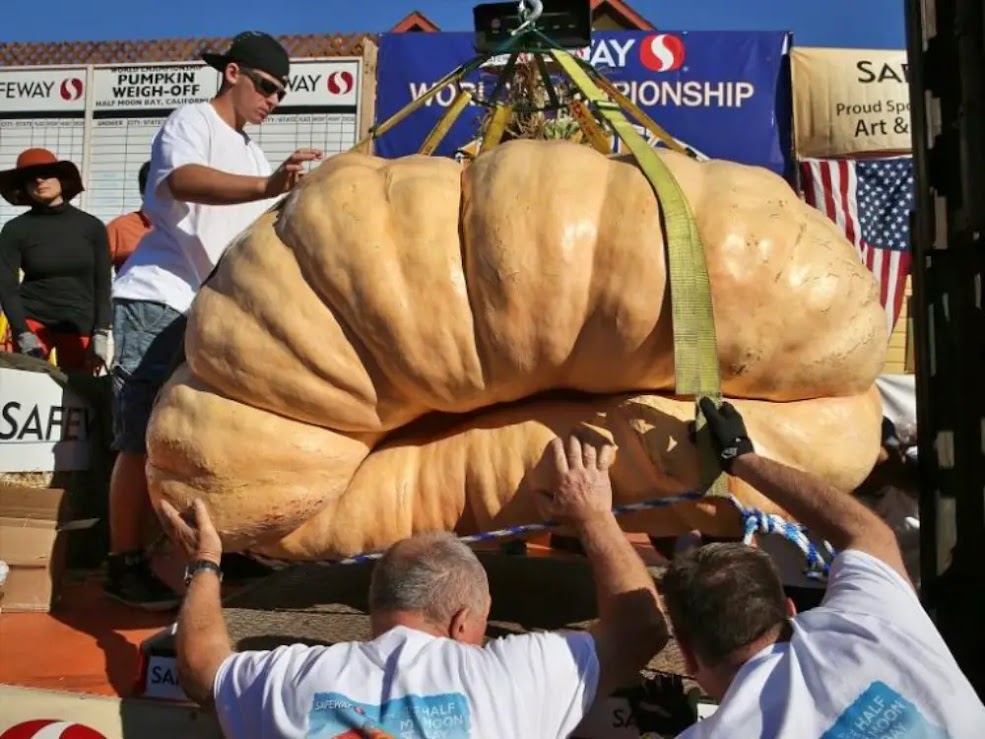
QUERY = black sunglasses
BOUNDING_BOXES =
[240,67,287,102]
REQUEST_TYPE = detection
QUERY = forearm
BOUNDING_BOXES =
[176,570,233,705]
[0,287,29,335]
[0,242,29,335]
[733,453,898,554]
[577,512,667,696]
[576,513,661,625]
[167,164,268,205]
[92,234,112,331]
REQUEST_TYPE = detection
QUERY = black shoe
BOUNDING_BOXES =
[104,552,181,611]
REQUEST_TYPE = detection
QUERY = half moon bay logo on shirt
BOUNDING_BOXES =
[308,692,472,738]
[821,681,950,739]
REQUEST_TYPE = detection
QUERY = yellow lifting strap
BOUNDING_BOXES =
[590,75,689,156]
[352,64,473,153]
[481,103,514,151]
[550,49,727,495]
[419,89,474,155]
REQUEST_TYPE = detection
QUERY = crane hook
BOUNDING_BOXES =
[516,0,544,29]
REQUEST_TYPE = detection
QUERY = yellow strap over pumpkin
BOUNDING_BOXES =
[346,39,727,495]
[481,104,514,150]
[549,49,726,496]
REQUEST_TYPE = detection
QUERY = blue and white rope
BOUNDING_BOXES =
[247,490,836,577]
[735,504,833,579]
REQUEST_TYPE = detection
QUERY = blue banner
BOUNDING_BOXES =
[375,31,793,177]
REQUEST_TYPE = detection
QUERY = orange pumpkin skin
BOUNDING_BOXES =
[146,140,887,559]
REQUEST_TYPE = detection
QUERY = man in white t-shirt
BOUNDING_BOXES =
[105,30,323,610]
[661,398,985,738]
[158,434,669,738]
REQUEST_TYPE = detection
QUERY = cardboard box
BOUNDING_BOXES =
[0,483,97,613]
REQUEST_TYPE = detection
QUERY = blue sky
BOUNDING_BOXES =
[2,0,906,49]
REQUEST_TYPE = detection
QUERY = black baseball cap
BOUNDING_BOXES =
[201,31,290,86]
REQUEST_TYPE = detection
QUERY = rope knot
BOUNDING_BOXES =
[730,496,832,581]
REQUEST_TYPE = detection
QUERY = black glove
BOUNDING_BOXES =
[698,397,754,472]
[621,672,699,736]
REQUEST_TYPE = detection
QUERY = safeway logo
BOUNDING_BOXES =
[0,720,106,739]
[326,70,354,96]
[640,33,686,73]
[59,77,84,102]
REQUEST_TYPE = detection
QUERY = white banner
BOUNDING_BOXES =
[0,368,92,472]
[791,47,911,157]
[92,63,219,111]
[284,60,360,107]
[0,67,87,113]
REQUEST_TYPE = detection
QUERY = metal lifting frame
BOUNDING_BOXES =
[350,5,727,495]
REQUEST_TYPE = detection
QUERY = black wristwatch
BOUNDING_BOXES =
[184,559,223,587]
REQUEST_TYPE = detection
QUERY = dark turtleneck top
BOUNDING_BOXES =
[0,201,111,336]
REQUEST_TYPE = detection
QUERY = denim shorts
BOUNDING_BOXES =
[111,299,186,454]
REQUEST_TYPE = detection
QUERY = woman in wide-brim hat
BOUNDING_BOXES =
[0,147,112,372]
[0,147,85,206]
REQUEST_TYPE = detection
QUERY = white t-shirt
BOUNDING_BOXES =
[213,626,599,738]
[679,550,985,738]
[112,101,276,313]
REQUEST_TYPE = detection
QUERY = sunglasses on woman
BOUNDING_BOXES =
[240,67,287,102]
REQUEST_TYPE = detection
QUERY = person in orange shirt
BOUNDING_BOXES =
[106,161,152,271]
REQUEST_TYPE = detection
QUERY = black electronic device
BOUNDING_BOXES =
[472,0,592,52]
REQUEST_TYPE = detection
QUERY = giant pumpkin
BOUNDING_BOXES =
[146,140,888,559]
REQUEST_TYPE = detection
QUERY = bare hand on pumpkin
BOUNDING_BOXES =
[159,498,223,566]
[264,147,323,196]
[536,435,616,526]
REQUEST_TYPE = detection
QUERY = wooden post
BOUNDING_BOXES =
[358,38,379,154]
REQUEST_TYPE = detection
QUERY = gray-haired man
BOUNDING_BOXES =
[159,434,668,738]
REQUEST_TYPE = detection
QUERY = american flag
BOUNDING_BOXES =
[799,157,913,334]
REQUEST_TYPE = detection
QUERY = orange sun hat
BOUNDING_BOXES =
[0,147,85,206]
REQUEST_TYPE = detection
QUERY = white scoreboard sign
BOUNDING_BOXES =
[0,57,363,229]
[92,63,219,111]
[86,63,221,223]
[250,59,361,173]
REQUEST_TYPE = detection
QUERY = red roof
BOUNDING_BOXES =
[390,10,441,33]
[591,0,655,30]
